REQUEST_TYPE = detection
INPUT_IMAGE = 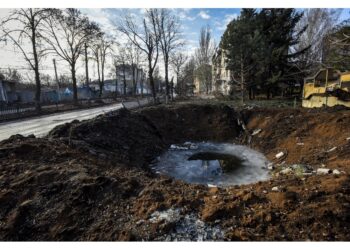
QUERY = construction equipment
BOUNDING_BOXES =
[302,68,350,108]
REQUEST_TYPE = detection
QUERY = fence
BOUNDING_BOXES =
[0,97,116,121]
[0,93,162,122]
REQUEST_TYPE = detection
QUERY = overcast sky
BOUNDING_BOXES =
[0,8,349,83]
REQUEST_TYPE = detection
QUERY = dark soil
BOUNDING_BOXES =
[0,103,350,241]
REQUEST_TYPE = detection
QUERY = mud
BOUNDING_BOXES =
[0,103,350,241]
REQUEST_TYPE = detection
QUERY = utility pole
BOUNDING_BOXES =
[85,43,89,87]
[53,59,60,102]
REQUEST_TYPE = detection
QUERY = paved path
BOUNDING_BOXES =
[0,99,148,141]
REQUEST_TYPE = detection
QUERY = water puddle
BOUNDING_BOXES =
[151,142,270,187]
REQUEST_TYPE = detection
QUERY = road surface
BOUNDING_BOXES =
[0,99,149,141]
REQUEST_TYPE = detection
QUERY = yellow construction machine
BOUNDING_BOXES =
[302,68,350,108]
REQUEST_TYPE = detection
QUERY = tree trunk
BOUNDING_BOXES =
[170,76,174,100]
[34,68,41,112]
[101,60,105,98]
[123,63,126,96]
[71,63,78,105]
[84,43,89,86]
[31,21,41,112]
[164,55,169,103]
[115,66,118,100]
[132,65,136,96]
[135,68,139,95]
[140,69,144,98]
[148,63,156,103]
[97,59,102,98]
[240,55,245,105]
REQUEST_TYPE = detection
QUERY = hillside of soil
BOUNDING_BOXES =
[0,103,349,241]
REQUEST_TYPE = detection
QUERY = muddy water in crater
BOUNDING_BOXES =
[151,142,270,187]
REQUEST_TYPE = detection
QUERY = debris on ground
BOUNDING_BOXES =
[317,168,332,175]
[275,152,284,159]
[327,147,337,153]
[252,128,262,136]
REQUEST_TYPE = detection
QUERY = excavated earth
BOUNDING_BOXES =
[0,103,350,241]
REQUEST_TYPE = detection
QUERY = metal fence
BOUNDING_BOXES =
[0,97,116,121]
[0,93,163,122]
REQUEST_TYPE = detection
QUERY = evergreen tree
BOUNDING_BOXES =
[221,9,259,102]
[220,8,308,99]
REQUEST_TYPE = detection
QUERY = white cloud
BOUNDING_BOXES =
[177,9,196,21]
[198,10,210,20]
[217,13,238,31]
[81,8,116,34]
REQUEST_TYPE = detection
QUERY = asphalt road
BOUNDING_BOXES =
[0,99,148,141]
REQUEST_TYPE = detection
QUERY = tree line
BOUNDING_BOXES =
[219,8,348,101]
[0,8,192,111]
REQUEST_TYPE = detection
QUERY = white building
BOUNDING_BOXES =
[212,48,232,95]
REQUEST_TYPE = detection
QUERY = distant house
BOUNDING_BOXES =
[0,79,17,103]
[193,64,212,95]
[90,65,148,96]
[211,48,232,96]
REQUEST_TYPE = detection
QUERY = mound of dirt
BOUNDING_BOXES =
[0,103,350,241]
[49,108,166,168]
[138,103,241,145]
[241,107,350,172]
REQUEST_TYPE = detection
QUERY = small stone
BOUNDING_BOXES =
[280,168,292,175]
[275,152,284,159]
[317,168,332,175]
[271,186,279,192]
[267,163,274,170]
[333,169,341,175]
[296,142,304,146]
[136,220,145,225]
[346,137,350,141]
[207,184,217,188]
[262,190,268,194]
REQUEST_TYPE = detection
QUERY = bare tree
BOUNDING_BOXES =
[84,21,101,87]
[91,33,113,97]
[155,9,182,102]
[118,9,160,103]
[126,42,142,95]
[111,58,119,99]
[0,8,51,111]
[194,25,215,94]
[113,44,129,96]
[42,8,94,105]
[171,52,188,96]
[293,9,341,74]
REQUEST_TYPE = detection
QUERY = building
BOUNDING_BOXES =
[0,79,17,103]
[193,64,212,95]
[211,48,232,95]
[91,65,148,95]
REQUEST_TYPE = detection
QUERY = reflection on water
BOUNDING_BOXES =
[188,151,245,173]
[151,142,270,187]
